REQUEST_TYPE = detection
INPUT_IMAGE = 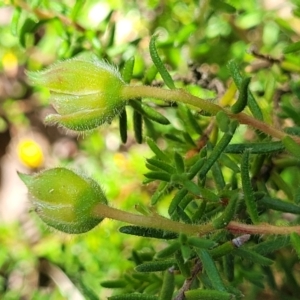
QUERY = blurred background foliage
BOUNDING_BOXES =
[1,0,300,299]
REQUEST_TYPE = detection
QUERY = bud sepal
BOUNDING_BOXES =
[27,56,126,131]
[18,168,107,233]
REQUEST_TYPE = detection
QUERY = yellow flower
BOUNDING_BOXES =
[17,139,44,169]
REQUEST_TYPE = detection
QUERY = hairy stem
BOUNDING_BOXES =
[93,203,300,236]
[122,85,300,143]
[227,221,300,235]
[93,203,214,236]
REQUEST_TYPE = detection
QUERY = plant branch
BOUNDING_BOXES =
[93,203,215,236]
[121,85,300,144]
[93,203,300,236]
[227,221,300,235]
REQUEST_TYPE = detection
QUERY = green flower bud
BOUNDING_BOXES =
[27,56,126,131]
[18,168,107,234]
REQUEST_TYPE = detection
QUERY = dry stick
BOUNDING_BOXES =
[174,260,202,300]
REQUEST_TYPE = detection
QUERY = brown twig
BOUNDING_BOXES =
[174,260,202,300]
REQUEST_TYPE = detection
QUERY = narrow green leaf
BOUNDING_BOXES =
[185,107,203,134]
[109,294,159,300]
[231,77,251,114]
[146,158,176,174]
[216,111,230,133]
[176,207,192,224]
[182,131,197,147]
[119,109,127,143]
[209,242,235,259]
[294,186,300,204]
[234,248,274,266]
[133,110,143,143]
[169,188,188,216]
[260,196,300,214]
[187,155,206,180]
[165,133,185,143]
[251,236,290,255]
[135,260,176,272]
[199,121,238,179]
[211,162,226,190]
[185,289,233,300]
[241,150,259,223]
[144,171,171,182]
[159,270,175,300]
[175,250,191,277]
[151,182,169,205]
[149,35,175,89]
[130,100,170,125]
[144,117,159,140]
[74,277,99,300]
[141,103,170,125]
[174,152,185,173]
[101,280,127,288]
[240,269,265,289]
[119,226,178,239]
[131,249,143,265]
[122,57,135,83]
[19,18,38,47]
[213,194,238,229]
[270,170,293,199]
[199,187,219,202]
[11,7,21,36]
[172,174,202,195]
[283,135,300,159]
[290,232,300,259]
[225,141,285,154]
[70,0,85,20]
[210,0,236,13]
[224,255,234,282]
[179,194,194,210]
[143,64,158,84]
[181,245,193,263]
[220,154,240,173]
[227,60,263,120]
[156,242,181,258]
[144,282,161,294]
[30,0,43,8]
[106,22,116,48]
[191,200,207,222]
[196,249,227,292]
[284,126,300,136]
[146,138,170,161]
[283,41,300,54]
[188,237,217,249]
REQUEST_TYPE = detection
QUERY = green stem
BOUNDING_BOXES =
[93,203,214,235]
[121,85,300,143]
[122,86,222,115]
[93,203,300,236]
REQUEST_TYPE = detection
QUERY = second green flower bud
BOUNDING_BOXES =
[18,168,107,233]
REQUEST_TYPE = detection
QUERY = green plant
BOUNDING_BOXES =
[3,0,300,299]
